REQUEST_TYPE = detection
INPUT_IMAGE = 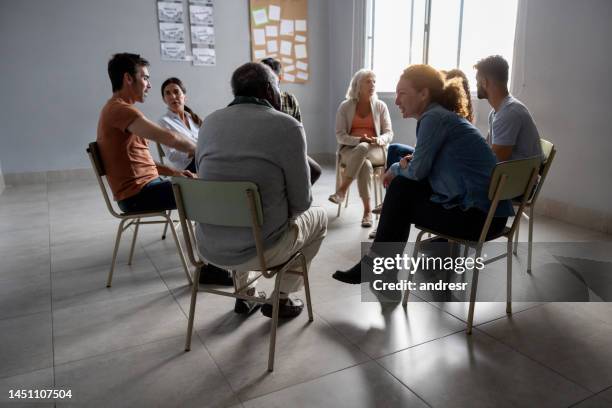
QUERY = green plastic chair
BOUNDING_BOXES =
[404,156,541,334]
[171,177,314,372]
[86,142,192,288]
[512,139,556,272]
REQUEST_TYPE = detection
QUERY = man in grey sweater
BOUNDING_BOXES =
[195,62,327,318]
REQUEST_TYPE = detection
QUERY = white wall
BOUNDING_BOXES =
[0,0,330,174]
[0,159,4,194]
[509,0,612,215]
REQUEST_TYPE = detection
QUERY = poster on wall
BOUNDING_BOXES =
[249,0,309,84]
[157,0,186,61]
[189,0,216,66]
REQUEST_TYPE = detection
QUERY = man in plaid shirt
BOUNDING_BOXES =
[261,58,321,184]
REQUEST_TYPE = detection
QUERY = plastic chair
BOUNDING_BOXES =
[334,146,386,220]
[513,139,556,272]
[403,157,541,334]
[86,142,192,287]
[155,141,173,240]
[171,177,314,372]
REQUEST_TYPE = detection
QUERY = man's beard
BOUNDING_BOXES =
[476,86,487,100]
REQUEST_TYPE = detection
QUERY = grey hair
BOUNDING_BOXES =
[345,69,377,101]
[231,62,277,97]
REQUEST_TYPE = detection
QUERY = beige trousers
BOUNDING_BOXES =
[231,207,328,297]
[339,143,385,199]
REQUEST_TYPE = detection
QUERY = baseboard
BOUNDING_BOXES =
[3,168,95,186]
[534,197,612,235]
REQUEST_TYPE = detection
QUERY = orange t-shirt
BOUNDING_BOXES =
[350,112,376,139]
[96,97,159,201]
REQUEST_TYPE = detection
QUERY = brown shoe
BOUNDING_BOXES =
[372,203,383,214]
[261,297,304,319]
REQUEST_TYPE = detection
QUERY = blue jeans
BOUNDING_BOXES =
[386,143,415,169]
[118,178,176,213]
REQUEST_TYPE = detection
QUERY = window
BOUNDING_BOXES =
[366,0,519,93]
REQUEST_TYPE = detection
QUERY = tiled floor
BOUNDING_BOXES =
[1,167,612,407]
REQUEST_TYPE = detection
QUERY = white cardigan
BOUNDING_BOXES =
[335,98,394,146]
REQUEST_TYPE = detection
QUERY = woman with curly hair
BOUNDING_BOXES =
[333,64,512,285]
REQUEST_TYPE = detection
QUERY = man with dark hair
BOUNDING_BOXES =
[475,55,542,161]
[97,52,231,286]
[196,62,328,318]
[260,57,321,184]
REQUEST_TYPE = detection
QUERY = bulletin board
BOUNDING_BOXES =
[249,0,309,84]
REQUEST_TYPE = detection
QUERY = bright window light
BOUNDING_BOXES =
[367,0,519,93]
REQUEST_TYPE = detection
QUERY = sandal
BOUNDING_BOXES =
[372,203,383,215]
[361,213,373,228]
[328,192,346,204]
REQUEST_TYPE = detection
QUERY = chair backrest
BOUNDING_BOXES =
[171,177,267,270]
[156,142,166,164]
[541,138,555,164]
[86,141,121,217]
[529,138,556,204]
[488,157,542,201]
[87,141,106,176]
[477,157,541,243]
[171,177,263,227]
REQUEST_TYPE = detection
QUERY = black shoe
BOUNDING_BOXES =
[261,297,304,319]
[199,264,233,286]
[234,291,266,315]
[332,256,374,284]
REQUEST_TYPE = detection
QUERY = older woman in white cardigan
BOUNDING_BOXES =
[330,69,394,227]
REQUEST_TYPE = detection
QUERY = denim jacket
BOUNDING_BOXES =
[391,103,513,217]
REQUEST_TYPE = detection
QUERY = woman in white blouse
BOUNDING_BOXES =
[158,77,202,172]
[331,69,394,227]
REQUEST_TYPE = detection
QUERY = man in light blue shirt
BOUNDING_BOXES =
[475,55,542,162]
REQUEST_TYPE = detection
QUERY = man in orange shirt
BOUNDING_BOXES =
[97,53,233,287]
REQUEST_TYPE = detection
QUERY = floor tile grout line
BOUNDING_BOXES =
[0,309,53,323]
[567,384,612,407]
[140,239,243,403]
[49,334,187,372]
[370,358,434,408]
[238,359,368,404]
[45,181,58,397]
[474,326,595,396]
[312,311,433,407]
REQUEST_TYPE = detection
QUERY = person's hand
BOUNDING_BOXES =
[399,154,413,169]
[383,169,396,188]
[181,170,196,178]
[359,134,375,144]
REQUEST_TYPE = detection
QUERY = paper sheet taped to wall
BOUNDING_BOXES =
[249,0,309,83]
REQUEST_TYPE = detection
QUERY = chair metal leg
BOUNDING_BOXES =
[527,206,534,273]
[506,238,513,314]
[185,265,201,351]
[107,219,126,288]
[466,247,482,334]
[513,219,520,255]
[268,271,283,372]
[161,211,170,240]
[167,214,193,285]
[463,244,469,258]
[128,218,140,265]
[403,231,425,307]
[300,255,314,322]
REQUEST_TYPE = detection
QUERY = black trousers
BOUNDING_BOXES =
[308,156,321,185]
[117,178,175,214]
[371,176,507,258]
